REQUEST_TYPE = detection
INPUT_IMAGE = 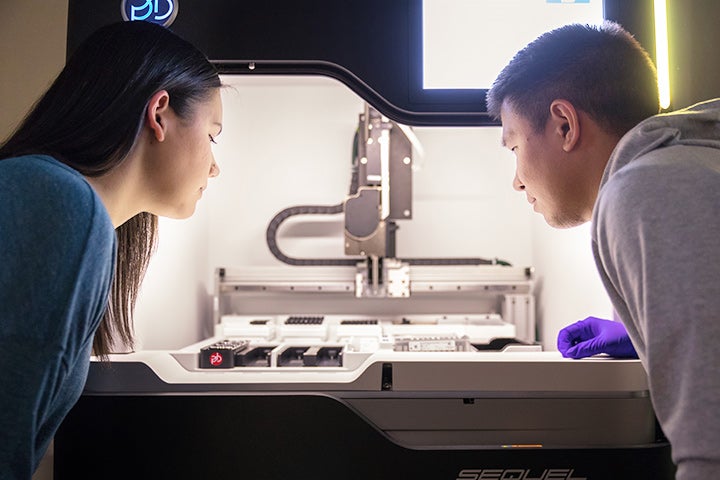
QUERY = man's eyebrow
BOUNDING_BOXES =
[500,126,514,148]
[213,122,223,135]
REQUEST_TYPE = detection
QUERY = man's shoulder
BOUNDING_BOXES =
[594,145,720,243]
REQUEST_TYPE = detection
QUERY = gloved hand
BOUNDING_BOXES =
[557,316,638,359]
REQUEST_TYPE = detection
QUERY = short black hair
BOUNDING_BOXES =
[486,21,659,137]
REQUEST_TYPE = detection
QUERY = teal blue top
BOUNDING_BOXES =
[0,155,116,479]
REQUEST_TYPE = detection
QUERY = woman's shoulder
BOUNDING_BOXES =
[1,154,90,192]
[0,155,116,343]
[2,154,106,205]
[0,154,114,242]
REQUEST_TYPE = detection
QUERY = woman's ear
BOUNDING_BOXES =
[145,90,170,142]
[549,99,580,152]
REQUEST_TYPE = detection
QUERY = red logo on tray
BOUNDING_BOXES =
[209,352,223,366]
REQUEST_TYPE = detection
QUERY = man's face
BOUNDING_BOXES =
[500,101,589,229]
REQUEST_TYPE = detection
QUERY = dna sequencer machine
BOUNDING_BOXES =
[56,1,675,478]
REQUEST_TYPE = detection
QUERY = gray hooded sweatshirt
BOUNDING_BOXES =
[592,99,720,479]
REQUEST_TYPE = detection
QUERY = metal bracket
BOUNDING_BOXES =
[355,257,410,298]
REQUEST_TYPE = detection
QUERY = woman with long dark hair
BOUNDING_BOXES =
[0,20,222,477]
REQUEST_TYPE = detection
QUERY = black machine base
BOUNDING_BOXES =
[55,394,675,480]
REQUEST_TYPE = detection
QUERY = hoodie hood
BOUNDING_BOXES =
[601,98,720,187]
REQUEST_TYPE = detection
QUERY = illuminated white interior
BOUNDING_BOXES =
[132,75,613,351]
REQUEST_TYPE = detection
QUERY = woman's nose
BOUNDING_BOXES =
[512,172,525,191]
[209,161,220,178]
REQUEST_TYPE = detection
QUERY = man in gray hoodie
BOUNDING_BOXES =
[487,22,719,480]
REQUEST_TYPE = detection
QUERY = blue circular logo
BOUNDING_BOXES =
[121,0,178,27]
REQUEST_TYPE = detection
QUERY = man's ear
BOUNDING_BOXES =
[145,90,171,142]
[549,99,580,152]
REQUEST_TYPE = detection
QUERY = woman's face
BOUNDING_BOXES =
[145,89,223,219]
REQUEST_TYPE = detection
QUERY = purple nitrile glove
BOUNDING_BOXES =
[557,316,638,359]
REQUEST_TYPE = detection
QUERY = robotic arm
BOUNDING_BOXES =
[344,104,413,296]
[266,103,509,298]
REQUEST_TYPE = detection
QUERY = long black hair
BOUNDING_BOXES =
[0,21,221,356]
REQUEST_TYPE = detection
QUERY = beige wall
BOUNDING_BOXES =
[1,4,69,479]
[0,0,69,142]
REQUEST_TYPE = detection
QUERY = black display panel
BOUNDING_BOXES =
[67,0,656,126]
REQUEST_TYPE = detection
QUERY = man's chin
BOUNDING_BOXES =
[542,211,588,229]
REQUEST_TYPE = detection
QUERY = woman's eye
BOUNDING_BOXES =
[209,134,217,144]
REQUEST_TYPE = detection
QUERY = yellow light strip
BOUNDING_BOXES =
[654,0,671,109]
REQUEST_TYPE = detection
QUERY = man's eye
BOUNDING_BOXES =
[209,134,217,144]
